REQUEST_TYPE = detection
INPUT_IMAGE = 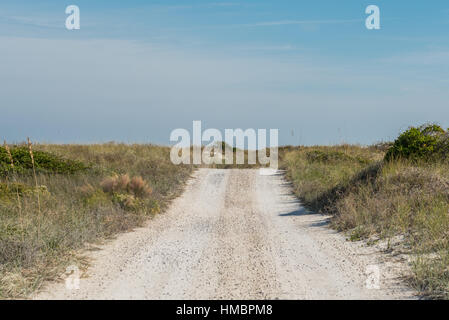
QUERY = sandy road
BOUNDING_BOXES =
[36,169,415,299]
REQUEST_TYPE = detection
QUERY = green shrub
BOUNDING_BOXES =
[0,146,89,176]
[385,124,447,162]
[435,133,449,159]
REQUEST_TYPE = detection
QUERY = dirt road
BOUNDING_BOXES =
[36,169,415,299]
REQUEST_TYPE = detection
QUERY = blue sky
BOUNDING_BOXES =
[1,0,448,145]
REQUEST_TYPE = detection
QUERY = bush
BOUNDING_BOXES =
[0,146,89,176]
[385,124,448,162]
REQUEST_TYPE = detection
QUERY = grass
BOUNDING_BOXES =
[2,138,448,298]
[281,144,449,299]
[0,142,192,298]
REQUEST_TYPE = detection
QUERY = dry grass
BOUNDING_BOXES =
[3,140,447,298]
[0,143,192,298]
[100,174,153,197]
[282,145,449,299]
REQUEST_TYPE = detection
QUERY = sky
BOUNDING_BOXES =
[0,0,448,146]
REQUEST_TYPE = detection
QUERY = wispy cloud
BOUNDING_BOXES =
[149,2,241,11]
[237,44,295,51]
[0,15,61,29]
[180,18,364,32]
[381,50,449,66]
[230,18,363,28]
[206,2,241,7]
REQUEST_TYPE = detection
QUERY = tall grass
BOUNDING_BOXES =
[0,143,192,298]
[27,138,42,241]
[282,145,449,298]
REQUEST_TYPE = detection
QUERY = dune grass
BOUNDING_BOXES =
[281,144,449,299]
[0,143,192,298]
[2,136,448,298]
